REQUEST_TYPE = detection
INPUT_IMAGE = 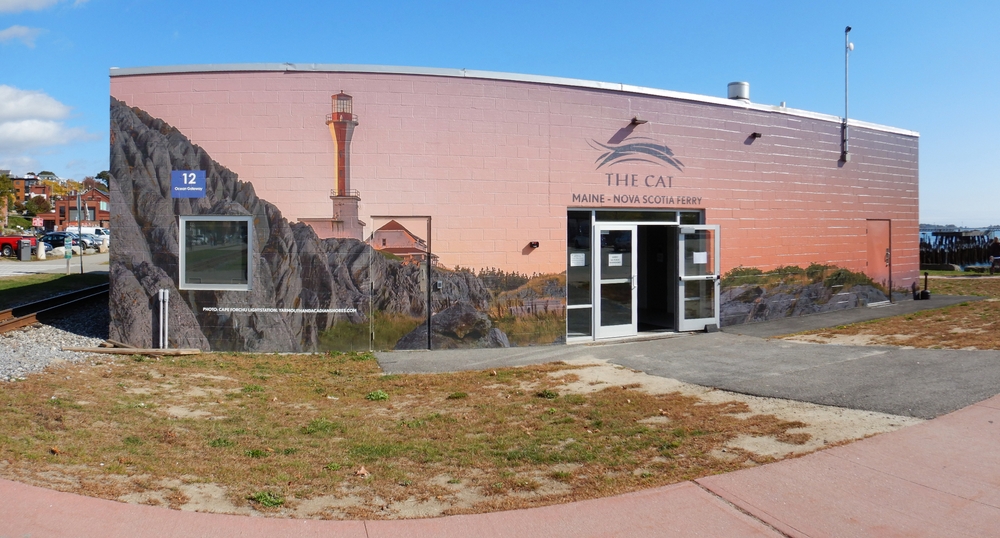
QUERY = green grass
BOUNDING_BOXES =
[492,312,566,346]
[720,263,879,293]
[248,491,284,508]
[0,351,811,518]
[319,312,424,352]
[0,273,109,310]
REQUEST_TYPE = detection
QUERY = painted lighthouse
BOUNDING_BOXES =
[301,91,365,240]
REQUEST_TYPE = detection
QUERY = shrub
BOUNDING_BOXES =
[721,266,764,287]
[823,268,873,289]
[771,265,805,277]
[805,263,834,282]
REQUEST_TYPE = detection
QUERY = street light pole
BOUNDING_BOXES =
[842,26,853,162]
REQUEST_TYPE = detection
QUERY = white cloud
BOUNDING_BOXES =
[0,25,43,47]
[0,85,71,121]
[0,0,60,13]
[0,119,87,149]
[0,0,85,12]
[0,86,91,159]
[0,155,39,175]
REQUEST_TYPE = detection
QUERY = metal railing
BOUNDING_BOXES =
[325,113,359,124]
[330,189,361,199]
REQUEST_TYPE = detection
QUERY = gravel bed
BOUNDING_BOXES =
[0,303,110,382]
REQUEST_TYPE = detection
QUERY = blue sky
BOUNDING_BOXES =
[2,0,998,226]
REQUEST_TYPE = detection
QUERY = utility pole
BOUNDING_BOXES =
[842,26,854,162]
[77,191,84,274]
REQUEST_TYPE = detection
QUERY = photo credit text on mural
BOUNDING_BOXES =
[202,307,359,314]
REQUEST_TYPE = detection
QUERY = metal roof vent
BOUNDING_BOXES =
[728,81,750,101]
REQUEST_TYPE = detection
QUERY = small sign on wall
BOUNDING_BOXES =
[570,253,587,267]
[171,170,206,198]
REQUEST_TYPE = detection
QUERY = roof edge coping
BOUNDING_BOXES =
[109,63,918,137]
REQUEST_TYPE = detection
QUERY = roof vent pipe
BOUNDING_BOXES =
[727,81,750,101]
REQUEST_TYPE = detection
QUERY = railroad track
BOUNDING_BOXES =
[0,284,110,334]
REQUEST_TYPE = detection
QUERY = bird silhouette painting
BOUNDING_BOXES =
[588,137,684,171]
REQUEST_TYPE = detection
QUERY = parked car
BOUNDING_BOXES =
[77,233,101,249]
[76,226,110,245]
[612,233,632,252]
[38,232,79,250]
[186,233,209,246]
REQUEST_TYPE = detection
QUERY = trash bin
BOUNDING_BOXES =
[19,239,31,261]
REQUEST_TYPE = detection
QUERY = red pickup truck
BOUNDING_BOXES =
[0,235,37,257]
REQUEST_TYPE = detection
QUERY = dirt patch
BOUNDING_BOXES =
[550,359,920,458]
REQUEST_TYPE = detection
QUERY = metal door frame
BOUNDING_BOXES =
[595,223,638,338]
[677,225,720,332]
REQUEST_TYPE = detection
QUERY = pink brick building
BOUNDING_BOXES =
[109,64,918,350]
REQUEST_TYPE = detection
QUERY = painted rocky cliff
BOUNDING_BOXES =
[109,98,495,352]
[718,265,891,327]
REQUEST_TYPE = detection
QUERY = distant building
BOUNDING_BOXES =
[11,176,51,203]
[46,189,110,231]
[368,220,435,264]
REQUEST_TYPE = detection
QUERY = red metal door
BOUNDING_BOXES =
[866,219,891,289]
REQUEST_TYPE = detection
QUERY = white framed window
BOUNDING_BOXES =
[179,215,253,291]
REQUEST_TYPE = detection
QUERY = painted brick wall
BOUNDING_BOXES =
[111,70,919,288]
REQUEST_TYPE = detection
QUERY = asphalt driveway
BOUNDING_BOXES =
[379,295,1000,419]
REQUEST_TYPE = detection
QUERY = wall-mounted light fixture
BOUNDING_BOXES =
[528,241,540,249]
[750,132,763,139]
[630,116,648,126]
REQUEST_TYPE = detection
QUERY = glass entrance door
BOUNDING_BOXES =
[677,225,720,331]
[596,225,637,338]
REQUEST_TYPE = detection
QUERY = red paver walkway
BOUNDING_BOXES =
[3,395,998,537]
[698,394,1000,537]
[0,479,778,538]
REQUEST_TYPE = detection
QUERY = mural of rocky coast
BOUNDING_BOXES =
[109,99,513,352]
[719,265,890,327]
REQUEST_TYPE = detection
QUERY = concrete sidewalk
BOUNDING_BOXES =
[3,394,998,537]
[0,251,109,277]
[698,394,1000,537]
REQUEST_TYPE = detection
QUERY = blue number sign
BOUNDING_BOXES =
[170,170,206,198]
